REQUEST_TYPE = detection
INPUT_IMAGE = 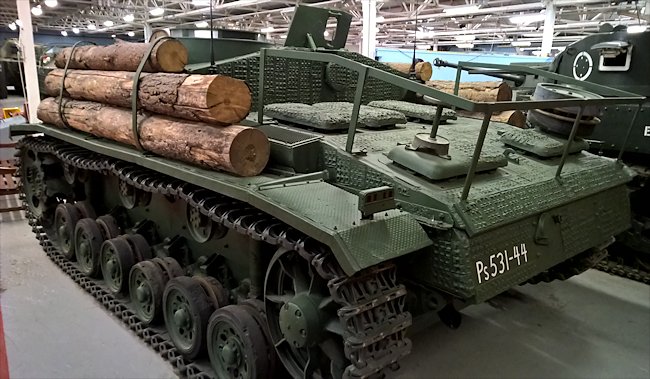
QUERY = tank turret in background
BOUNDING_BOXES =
[551,25,650,282]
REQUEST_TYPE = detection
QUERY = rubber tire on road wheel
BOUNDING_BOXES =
[207,304,272,378]
[124,233,152,261]
[130,260,166,325]
[163,276,214,360]
[96,215,121,239]
[55,203,82,261]
[100,236,136,294]
[74,218,104,277]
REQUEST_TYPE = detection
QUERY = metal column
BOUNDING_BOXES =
[361,0,377,58]
[16,0,40,122]
[541,0,556,57]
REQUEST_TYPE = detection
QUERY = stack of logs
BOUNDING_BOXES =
[38,39,269,177]
[425,80,526,128]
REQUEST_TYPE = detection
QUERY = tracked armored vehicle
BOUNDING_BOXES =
[10,6,646,379]
[549,26,650,283]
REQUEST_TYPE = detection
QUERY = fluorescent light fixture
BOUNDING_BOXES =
[127,31,135,37]
[31,5,43,16]
[61,30,67,36]
[323,30,330,37]
[279,34,287,39]
[455,34,476,42]
[111,34,116,38]
[443,5,479,16]
[87,23,96,30]
[72,27,80,34]
[456,43,474,49]
[627,25,648,33]
[123,14,134,22]
[192,0,211,5]
[376,16,385,22]
[261,26,274,33]
[149,7,165,16]
[195,21,209,28]
[103,20,114,27]
[8,22,16,31]
[511,40,532,47]
[15,19,22,27]
[44,0,58,7]
[509,13,546,25]
[416,44,430,49]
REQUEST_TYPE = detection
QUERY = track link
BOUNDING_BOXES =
[18,136,412,379]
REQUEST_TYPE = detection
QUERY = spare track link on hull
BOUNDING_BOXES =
[17,136,412,379]
[596,261,650,285]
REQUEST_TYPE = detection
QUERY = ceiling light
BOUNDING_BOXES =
[103,20,114,27]
[511,40,532,47]
[44,0,58,7]
[72,27,80,34]
[627,25,648,33]
[149,7,165,16]
[376,16,385,22]
[509,13,546,25]
[111,34,116,38]
[15,19,22,27]
[61,30,67,36]
[279,34,287,39]
[192,0,211,5]
[8,22,16,31]
[261,26,274,33]
[324,30,330,37]
[443,5,479,16]
[123,14,134,22]
[455,34,476,42]
[456,43,474,49]
[31,5,43,16]
[127,31,135,37]
[195,21,209,28]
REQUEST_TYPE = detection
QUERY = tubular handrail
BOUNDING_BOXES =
[255,47,648,201]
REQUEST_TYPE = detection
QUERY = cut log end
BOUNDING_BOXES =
[229,128,270,177]
[206,76,253,124]
[155,40,189,73]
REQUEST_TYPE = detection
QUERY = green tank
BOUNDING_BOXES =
[10,5,645,379]
[549,26,650,283]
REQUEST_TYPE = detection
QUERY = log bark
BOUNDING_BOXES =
[426,80,512,102]
[461,110,527,128]
[44,69,251,126]
[37,97,269,176]
[54,39,188,73]
[385,62,433,81]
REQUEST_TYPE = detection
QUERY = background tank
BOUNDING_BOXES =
[9,5,645,379]
[550,26,650,282]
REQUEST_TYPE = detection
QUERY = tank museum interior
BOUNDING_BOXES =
[0,0,649,378]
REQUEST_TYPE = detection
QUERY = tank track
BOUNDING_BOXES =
[17,135,412,379]
[596,260,650,285]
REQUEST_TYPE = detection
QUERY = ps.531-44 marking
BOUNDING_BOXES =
[476,244,528,284]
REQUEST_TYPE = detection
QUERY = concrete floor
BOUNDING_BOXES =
[1,217,649,379]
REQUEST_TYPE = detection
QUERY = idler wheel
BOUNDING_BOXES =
[207,305,273,378]
[264,248,347,378]
[129,260,166,325]
[96,215,121,239]
[100,236,136,294]
[55,203,82,260]
[163,276,213,360]
[74,218,104,277]
[187,205,214,243]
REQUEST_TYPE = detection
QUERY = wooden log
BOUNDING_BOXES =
[44,69,251,126]
[385,62,433,81]
[37,98,269,177]
[54,39,188,73]
[426,80,512,102]
[461,110,527,128]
